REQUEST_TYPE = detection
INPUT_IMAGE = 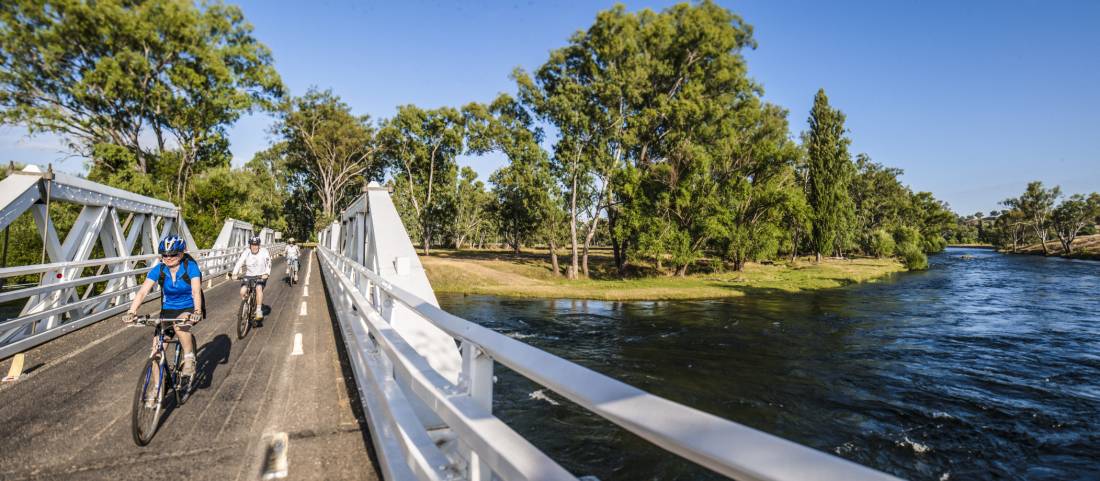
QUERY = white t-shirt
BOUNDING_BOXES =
[233,247,271,277]
[285,245,301,260]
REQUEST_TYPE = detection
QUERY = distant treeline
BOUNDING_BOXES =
[1,1,975,277]
[959,183,1100,256]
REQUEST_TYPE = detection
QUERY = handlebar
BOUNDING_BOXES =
[128,315,194,327]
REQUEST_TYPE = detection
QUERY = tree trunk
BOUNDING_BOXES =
[616,238,629,277]
[1058,228,1076,255]
[610,215,622,271]
[790,229,799,262]
[734,258,746,272]
[422,226,431,256]
[581,214,599,278]
[549,240,560,276]
[815,252,822,263]
[568,173,579,279]
[1033,222,1049,255]
[675,264,688,277]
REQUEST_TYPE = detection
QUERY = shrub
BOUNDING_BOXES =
[898,242,928,270]
[922,234,947,254]
[865,229,896,258]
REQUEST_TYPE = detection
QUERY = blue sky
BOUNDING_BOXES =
[2,0,1097,215]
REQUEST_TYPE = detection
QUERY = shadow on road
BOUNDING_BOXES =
[153,334,232,432]
[194,334,231,390]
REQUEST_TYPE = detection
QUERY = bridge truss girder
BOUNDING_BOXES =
[0,166,282,359]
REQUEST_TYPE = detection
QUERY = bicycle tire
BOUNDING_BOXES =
[237,296,251,339]
[174,334,199,405]
[169,341,182,407]
[131,357,164,446]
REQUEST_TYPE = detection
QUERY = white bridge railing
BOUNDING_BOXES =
[0,164,283,360]
[316,184,902,481]
[0,245,246,358]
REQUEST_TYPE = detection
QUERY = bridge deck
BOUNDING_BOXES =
[0,251,379,481]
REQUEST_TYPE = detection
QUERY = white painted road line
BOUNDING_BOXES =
[261,432,289,479]
[304,254,312,286]
[291,333,304,356]
[302,289,308,297]
[299,301,307,316]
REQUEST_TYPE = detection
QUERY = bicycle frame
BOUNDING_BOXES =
[135,317,192,387]
[131,316,193,445]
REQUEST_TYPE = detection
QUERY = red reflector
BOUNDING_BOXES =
[56,273,63,279]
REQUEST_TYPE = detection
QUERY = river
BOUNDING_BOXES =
[437,247,1100,480]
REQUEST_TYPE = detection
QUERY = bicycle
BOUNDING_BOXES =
[286,257,299,285]
[129,315,200,446]
[237,276,261,339]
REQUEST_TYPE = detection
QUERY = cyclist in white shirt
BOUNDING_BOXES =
[285,238,301,283]
[232,236,271,321]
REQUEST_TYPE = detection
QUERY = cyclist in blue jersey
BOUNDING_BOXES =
[124,235,203,378]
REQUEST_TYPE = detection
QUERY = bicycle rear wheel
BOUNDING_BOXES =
[237,295,252,339]
[131,357,164,446]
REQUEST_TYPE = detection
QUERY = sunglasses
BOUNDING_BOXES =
[161,253,181,259]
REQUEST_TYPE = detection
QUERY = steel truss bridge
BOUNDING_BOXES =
[0,166,901,481]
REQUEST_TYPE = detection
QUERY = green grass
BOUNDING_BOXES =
[420,248,906,301]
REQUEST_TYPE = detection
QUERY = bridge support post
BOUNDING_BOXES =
[461,342,493,481]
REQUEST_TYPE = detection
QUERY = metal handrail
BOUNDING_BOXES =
[317,245,902,481]
[319,247,574,481]
[0,244,285,359]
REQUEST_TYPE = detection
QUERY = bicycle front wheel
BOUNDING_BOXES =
[173,335,199,406]
[131,357,164,446]
[237,297,252,339]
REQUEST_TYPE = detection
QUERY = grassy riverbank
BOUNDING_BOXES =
[420,248,906,300]
[1010,234,1100,261]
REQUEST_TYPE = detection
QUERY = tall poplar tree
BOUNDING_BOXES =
[805,89,855,262]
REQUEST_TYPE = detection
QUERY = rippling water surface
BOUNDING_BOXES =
[438,248,1100,480]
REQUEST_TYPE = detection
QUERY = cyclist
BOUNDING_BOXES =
[123,235,202,378]
[285,238,301,283]
[232,236,271,323]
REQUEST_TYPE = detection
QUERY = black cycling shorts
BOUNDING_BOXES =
[160,308,196,333]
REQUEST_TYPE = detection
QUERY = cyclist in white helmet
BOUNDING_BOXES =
[232,236,271,322]
[285,238,301,283]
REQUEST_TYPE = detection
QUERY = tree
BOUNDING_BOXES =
[488,157,556,256]
[0,0,283,198]
[1008,181,1061,255]
[448,167,493,250]
[849,154,910,234]
[805,89,855,262]
[379,105,465,255]
[275,88,383,226]
[713,102,802,271]
[187,164,286,248]
[463,94,554,257]
[1051,193,1100,254]
[517,1,760,277]
[907,191,954,253]
[992,207,1028,252]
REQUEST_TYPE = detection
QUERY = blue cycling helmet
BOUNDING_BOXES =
[158,235,186,255]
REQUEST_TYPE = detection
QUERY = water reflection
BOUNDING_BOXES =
[439,248,1100,480]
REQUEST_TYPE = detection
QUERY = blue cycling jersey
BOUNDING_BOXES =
[146,261,202,310]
